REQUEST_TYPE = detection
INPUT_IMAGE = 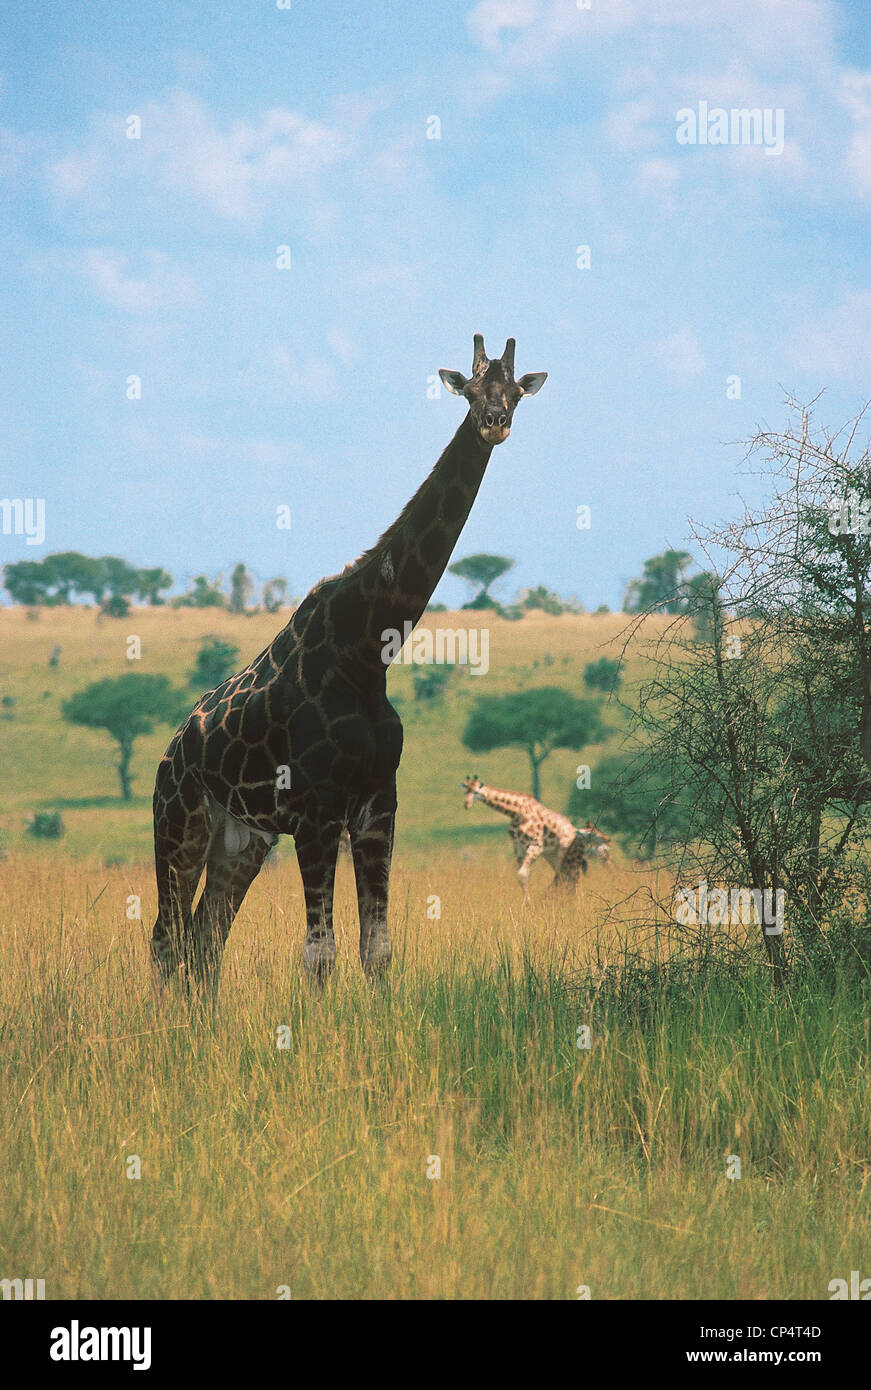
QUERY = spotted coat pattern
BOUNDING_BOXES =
[461,777,589,895]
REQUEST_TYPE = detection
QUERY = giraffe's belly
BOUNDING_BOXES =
[196,704,403,834]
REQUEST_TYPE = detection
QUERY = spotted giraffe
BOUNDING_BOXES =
[461,776,588,895]
[150,335,546,999]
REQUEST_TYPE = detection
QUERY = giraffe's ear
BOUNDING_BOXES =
[517,371,547,397]
[439,369,470,396]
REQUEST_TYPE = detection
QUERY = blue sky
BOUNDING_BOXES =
[2,0,870,610]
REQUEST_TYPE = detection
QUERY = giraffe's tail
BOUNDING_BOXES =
[569,830,589,874]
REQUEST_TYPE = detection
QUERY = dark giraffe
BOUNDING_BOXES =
[151,335,547,997]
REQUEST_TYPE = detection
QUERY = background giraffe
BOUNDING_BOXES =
[578,820,614,868]
[151,335,546,997]
[461,775,588,895]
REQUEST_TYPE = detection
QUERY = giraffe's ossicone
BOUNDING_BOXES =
[151,335,547,998]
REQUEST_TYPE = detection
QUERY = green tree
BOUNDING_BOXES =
[3,552,102,605]
[622,549,694,614]
[229,562,254,615]
[412,666,452,702]
[583,657,623,693]
[99,594,130,618]
[3,553,172,607]
[135,566,174,605]
[191,636,240,693]
[2,559,48,605]
[448,553,515,609]
[174,575,226,608]
[463,687,603,800]
[262,577,288,614]
[98,556,141,602]
[684,570,724,643]
[44,552,105,603]
[62,674,185,800]
[567,749,692,858]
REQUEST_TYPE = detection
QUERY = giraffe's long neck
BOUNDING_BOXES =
[477,784,528,819]
[278,412,493,677]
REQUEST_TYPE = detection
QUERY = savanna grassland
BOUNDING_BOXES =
[1,606,869,1300]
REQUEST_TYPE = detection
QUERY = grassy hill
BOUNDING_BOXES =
[0,604,652,865]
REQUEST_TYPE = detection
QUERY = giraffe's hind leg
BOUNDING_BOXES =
[187,817,274,1002]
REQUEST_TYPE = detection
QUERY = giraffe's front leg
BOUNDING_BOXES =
[350,783,396,979]
[517,838,544,898]
[295,820,342,988]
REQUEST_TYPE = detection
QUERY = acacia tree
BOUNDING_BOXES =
[463,687,602,800]
[63,674,185,800]
[448,553,515,609]
[2,553,173,607]
[625,397,871,983]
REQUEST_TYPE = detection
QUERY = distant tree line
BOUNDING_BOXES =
[2,553,289,617]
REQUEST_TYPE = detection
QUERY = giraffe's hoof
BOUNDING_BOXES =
[303,939,337,988]
[361,941,392,979]
[149,939,178,986]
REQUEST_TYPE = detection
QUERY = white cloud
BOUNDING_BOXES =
[49,149,104,196]
[786,289,871,382]
[653,325,706,377]
[636,157,680,200]
[326,328,356,363]
[177,432,298,467]
[464,0,860,198]
[467,0,543,53]
[234,342,340,403]
[839,69,871,197]
[0,125,41,176]
[74,248,198,314]
[606,99,659,153]
[466,0,637,62]
[48,90,351,223]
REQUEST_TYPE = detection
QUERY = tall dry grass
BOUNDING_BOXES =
[2,849,869,1299]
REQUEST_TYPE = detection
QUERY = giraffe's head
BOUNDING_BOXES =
[461,774,484,809]
[439,335,547,447]
[585,819,611,842]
